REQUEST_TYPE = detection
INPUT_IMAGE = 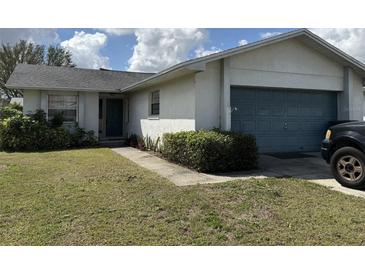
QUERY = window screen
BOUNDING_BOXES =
[48,95,77,122]
[151,91,160,115]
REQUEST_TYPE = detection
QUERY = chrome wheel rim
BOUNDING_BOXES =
[337,155,363,182]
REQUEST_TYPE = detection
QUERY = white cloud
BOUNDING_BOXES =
[238,39,248,46]
[195,46,222,58]
[0,28,59,45]
[97,28,135,36]
[128,28,207,72]
[310,28,365,63]
[260,31,282,39]
[61,31,110,69]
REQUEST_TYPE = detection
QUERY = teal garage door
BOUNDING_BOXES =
[231,87,338,153]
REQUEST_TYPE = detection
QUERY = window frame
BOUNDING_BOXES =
[149,90,160,117]
[48,95,78,124]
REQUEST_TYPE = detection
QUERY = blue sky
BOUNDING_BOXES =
[56,28,138,70]
[55,28,296,71]
[0,28,364,72]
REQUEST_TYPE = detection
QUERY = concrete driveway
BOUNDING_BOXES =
[257,152,331,180]
[217,152,365,199]
[113,147,365,199]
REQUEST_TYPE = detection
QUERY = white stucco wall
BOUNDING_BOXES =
[229,38,344,91]
[23,90,41,115]
[127,74,196,140]
[21,90,99,137]
[348,69,364,121]
[82,92,99,136]
[194,60,221,130]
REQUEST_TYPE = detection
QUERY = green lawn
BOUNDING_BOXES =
[1,148,365,245]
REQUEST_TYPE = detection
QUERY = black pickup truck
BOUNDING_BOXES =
[321,121,365,189]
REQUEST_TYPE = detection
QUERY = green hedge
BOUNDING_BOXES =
[0,109,98,152]
[162,130,258,172]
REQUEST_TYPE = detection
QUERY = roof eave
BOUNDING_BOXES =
[5,84,121,93]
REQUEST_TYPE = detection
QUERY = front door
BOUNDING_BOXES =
[106,99,123,137]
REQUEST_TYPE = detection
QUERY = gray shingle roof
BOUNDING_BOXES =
[6,64,154,92]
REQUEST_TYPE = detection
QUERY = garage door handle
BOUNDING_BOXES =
[283,122,288,129]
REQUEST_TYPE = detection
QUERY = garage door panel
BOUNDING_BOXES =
[301,120,326,131]
[231,120,241,132]
[286,93,300,116]
[232,119,257,134]
[286,120,301,131]
[257,105,285,116]
[233,103,255,117]
[241,120,256,133]
[287,106,300,116]
[256,119,271,132]
[270,119,286,132]
[231,88,255,101]
[230,87,337,153]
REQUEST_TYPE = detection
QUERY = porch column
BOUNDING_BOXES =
[220,57,231,131]
[40,91,48,117]
[339,67,363,121]
[78,91,85,128]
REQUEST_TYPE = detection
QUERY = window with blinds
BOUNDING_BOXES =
[150,91,160,116]
[48,95,78,122]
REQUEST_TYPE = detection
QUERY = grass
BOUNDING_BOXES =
[1,148,365,245]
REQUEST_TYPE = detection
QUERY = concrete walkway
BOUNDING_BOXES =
[112,147,265,186]
[112,147,365,199]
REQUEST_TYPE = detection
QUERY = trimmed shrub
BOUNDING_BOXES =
[0,109,98,152]
[162,130,258,173]
[30,109,47,124]
[69,126,98,147]
[0,105,23,120]
[0,114,72,151]
[8,102,23,112]
[50,112,64,128]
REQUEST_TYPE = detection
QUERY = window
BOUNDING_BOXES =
[150,91,160,116]
[48,95,78,122]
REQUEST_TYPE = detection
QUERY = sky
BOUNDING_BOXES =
[0,28,365,72]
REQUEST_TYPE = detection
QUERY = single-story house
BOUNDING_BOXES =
[6,29,365,153]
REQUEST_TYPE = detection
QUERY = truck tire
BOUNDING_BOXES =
[330,146,365,189]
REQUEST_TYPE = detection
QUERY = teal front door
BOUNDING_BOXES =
[106,99,123,137]
[231,87,338,153]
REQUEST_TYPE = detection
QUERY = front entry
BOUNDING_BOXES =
[99,97,123,139]
[105,99,123,137]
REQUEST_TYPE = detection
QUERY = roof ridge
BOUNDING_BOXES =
[7,63,155,91]
[16,63,155,75]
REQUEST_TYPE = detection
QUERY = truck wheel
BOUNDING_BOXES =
[330,146,365,189]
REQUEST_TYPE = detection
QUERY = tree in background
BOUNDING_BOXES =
[46,46,73,66]
[0,40,74,99]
